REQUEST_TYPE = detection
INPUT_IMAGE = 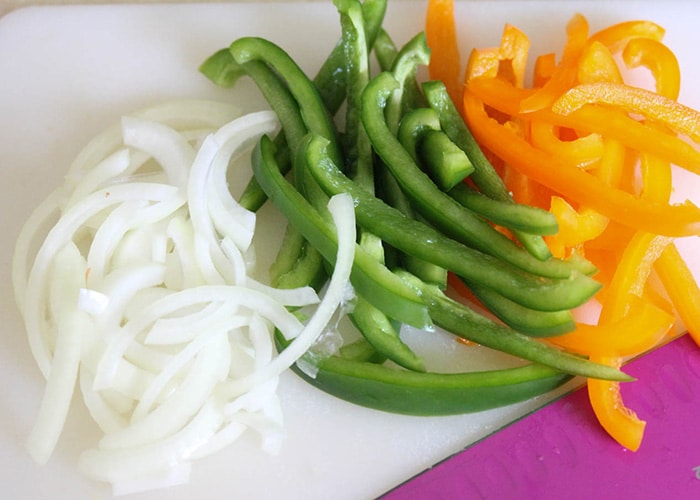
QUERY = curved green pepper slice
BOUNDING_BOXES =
[290,354,572,416]
[253,134,431,329]
[304,134,601,313]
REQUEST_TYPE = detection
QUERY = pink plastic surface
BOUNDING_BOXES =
[384,334,700,499]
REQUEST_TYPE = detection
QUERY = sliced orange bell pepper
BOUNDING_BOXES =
[426,0,462,108]
[599,231,673,323]
[436,6,699,452]
[497,23,530,88]
[577,41,623,84]
[466,77,700,175]
[462,90,700,236]
[588,359,646,452]
[622,37,680,100]
[553,82,700,143]
[549,296,673,357]
[465,47,500,81]
[588,19,665,53]
[547,196,609,249]
[533,53,556,87]
[588,229,671,452]
[519,13,589,113]
[530,121,604,168]
[655,244,700,346]
[623,37,679,203]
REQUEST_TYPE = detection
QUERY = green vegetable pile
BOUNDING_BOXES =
[200,0,631,416]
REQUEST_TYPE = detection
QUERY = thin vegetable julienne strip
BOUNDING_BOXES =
[394,270,628,381]
[588,231,673,452]
[552,82,700,145]
[588,19,665,52]
[224,35,430,329]
[421,80,554,261]
[253,135,430,329]
[466,76,700,176]
[518,13,589,113]
[547,296,674,357]
[425,0,462,107]
[462,88,700,237]
[208,0,389,212]
[305,132,602,315]
[623,37,700,348]
[336,0,425,372]
[366,74,592,279]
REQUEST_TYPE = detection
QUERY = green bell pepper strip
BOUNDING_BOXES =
[384,32,430,133]
[448,183,559,236]
[397,106,559,236]
[314,0,388,115]
[375,165,448,289]
[349,296,425,372]
[336,0,374,186]
[421,79,555,261]
[396,271,631,381]
[301,135,626,378]
[334,0,424,372]
[372,28,398,71]
[464,280,576,337]
[226,32,426,367]
[200,50,329,293]
[363,72,595,280]
[229,37,343,166]
[270,224,328,291]
[304,133,601,312]
[253,133,432,330]
[372,34,449,288]
[419,129,477,191]
[396,106,441,162]
[281,344,573,416]
[202,0,388,213]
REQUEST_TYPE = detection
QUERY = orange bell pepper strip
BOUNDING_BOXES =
[588,19,665,53]
[622,37,680,100]
[588,230,672,452]
[462,90,700,236]
[464,47,499,81]
[497,23,530,88]
[519,13,589,113]
[625,38,700,348]
[552,82,700,144]
[425,0,462,108]
[533,53,556,87]
[594,138,627,191]
[587,361,646,452]
[548,296,674,357]
[623,38,680,202]
[465,77,700,175]
[599,231,673,322]
[577,41,623,84]
[530,121,604,168]
[547,196,609,249]
[655,244,700,346]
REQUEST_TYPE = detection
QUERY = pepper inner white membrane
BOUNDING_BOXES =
[11,99,357,496]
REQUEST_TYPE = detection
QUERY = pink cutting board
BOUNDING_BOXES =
[0,2,698,499]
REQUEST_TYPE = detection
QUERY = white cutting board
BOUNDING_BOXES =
[1,2,699,499]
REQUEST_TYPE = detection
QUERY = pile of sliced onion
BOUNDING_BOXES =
[12,99,356,495]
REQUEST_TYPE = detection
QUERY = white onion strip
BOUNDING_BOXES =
[13,100,358,495]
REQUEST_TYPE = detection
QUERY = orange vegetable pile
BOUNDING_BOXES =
[426,0,700,451]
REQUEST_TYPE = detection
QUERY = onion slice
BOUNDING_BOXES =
[12,100,356,495]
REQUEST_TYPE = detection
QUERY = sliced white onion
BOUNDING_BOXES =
[26,243,90,465]
[13,100,357,495]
